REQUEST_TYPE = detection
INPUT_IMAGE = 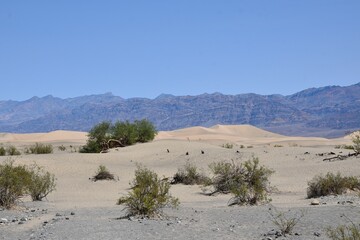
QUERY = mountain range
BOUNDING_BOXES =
[1,83,359,137]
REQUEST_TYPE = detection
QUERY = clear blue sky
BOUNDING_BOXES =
[1,1,359,101]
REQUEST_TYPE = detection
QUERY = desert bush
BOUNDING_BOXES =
[117,165,179,217]
[269,208,305,236]
[134,119,157,143]
[206,158,274,205]
[0,160,32,208]
[221,143,233,149]
[92,165,115,181]
[274,144,283,147]
[327,223,360,240]
[247,145,253,148]
[352,131,360,154]
[80,119,157,153]
[0,146,5,156]
[6,145,21,156]
[112,121,138,146]
[27,143,53,154]
[228,158,274,205]
[172,162,209,185]
[28,164,56,201]
[307,172,360,198]
[58,145,66,151]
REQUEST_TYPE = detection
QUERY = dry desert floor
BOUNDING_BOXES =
[0,125,359,240]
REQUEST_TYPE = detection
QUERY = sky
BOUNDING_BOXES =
[1,1,359,101]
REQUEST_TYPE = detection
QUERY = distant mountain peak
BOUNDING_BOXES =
[0,82,359,138]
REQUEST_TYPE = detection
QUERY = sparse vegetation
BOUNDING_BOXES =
[307,172,360,198]
[6,145,21,156]
[58,145,66,151]
[221,143,233,149]
[0,160,56,208]
[0,160,32,208]
[247,145,253,148]
[269,208,305,236]
[28,164,56,201]
[0,146,5,156]
[117,165,179,217]
[92,165,115,181]
[327,223,360,240]
[172,162,209,185]
[80,119,157,153]
[205,158,274,205]
[352,131,360,154]
[27,143,53,154]
[335,144,355,150]
[274,144,283,147]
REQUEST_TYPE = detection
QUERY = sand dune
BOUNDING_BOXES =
[0,130,88,144]
[1,125,359,239]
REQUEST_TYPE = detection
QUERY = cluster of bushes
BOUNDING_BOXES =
[25,143,53,154]
[0,145,21,156]
[80,119,157,153]
[307,172,360,198]
[172,158,274,206]
[0,160,56,209]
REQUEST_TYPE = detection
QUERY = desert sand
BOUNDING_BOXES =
[0,125,359,240]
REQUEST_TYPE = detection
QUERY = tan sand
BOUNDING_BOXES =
[0,125,359,239]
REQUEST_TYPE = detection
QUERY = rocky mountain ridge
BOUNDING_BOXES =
[1,83,359,137]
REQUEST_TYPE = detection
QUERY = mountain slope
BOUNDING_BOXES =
[0,83,359,137]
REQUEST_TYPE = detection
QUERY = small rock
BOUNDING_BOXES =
[314,232,321,237]
[70,212,75,215]
[31,209,36,212]
[55,213,62,217]
[65,217,70,220]
[20,217,28,222]
[18,221,25,225]
[0,218,8,223]
[311,199,320,205]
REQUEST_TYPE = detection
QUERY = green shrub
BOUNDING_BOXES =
[117,165,179,217]
[0,160,32,208]
[172,162,209,185]
[81,119,157,153]
[6,145,21,156]
[27,143,53,154]
[92,165,115,181]
[58,145,66,151]
[206,158,274,205]
[228,158,274,205]
[112,121,137,146]
[221,143,233,149]
[28,164,56,201]
[0,160,56,207]
[269,208,305,236]
[134,119,157,143]
[327,222,360,240]
[307,172,360,198]
[352,131,360,154]
[0,146,5,156]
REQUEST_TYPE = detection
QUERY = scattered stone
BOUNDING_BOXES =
[65,217,70,220]
[311,199,320,205]
[18,221,25,225]
[314,232,321,237]
[0,218,8,223]
[55,213,62,217]
[20,217,28,222]
[31,209,36,212]
[70,212,75,215]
